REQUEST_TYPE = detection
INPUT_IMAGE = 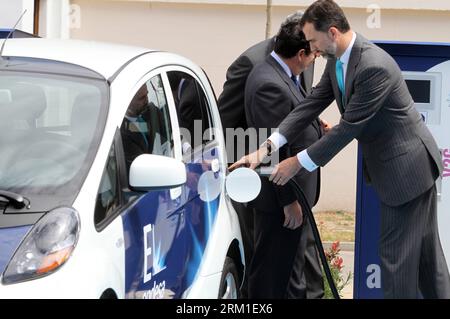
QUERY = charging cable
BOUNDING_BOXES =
[256,167,341,299]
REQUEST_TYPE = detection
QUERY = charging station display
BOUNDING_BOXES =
[354,42,450,298]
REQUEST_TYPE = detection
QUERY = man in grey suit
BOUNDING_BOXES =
[218,11,326,299]
[244,18,320,298]
[231,0,450,299]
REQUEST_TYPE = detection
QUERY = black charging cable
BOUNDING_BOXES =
[256,168,341,299]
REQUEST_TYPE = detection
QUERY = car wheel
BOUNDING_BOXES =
[218,257,240,299]
[100,289,117,299]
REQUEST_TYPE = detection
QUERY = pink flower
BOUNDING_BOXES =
[333,257,343,271]
[331,241,340,252]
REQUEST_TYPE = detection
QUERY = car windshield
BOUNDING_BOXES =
[0,61,108,213]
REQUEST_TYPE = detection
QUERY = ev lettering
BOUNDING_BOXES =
[143,224,153,283]
[143,223,166,284]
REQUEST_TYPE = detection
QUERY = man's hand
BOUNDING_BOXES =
[320,118,332,134]
[283,200,303,230]
[229,144,269,171]
[269,156,302,185]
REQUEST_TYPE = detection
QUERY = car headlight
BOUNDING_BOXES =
[2,207,80,285]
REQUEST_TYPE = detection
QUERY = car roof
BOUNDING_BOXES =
[1,38,154,79]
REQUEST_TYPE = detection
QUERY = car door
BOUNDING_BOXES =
[109,71,193,299]
[98,67,223,299]
[165,68,224,294]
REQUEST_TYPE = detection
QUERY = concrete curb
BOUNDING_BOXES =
[322,241,354,252]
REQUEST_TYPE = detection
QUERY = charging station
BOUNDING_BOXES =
[354,41,450,298]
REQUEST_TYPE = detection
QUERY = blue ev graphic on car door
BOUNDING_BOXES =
[122,146,222,299]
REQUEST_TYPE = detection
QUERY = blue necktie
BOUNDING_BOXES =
[335,59,345,106]
[290,74,300,91]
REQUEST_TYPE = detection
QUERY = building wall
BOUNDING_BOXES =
[0,0,34,33]
[69,0,450,212]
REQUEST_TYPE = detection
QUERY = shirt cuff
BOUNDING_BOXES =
[297,150,318,172]
[268,132,287,151]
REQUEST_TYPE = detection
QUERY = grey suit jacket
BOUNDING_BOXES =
[245,55,322,211]
[279,34,443,207]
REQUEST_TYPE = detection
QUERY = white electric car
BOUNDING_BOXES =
[0,38,248,299]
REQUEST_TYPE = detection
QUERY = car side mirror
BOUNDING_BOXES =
[129,154,186,191]
[225,167,261,203]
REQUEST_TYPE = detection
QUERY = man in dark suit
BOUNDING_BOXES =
[120,84,167,171]
[244,19,322,298]
[219,11,326,299]
[121,85,151,171]
[232,0,450,299]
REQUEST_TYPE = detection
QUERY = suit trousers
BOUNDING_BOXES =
[249,207,304,299]
[379,184,450,298]
[287,215,325,299]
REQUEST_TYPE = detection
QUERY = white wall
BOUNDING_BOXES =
[108,0,450,11]
[0,0,34,33]
[38,0,71,39]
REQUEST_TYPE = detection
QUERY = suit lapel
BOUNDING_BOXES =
[267,55,304,104]
[329,33,364,113]
[344,34,363,104]
[299,84,307,98]
[265,37,276,56]
[329,59,345,113]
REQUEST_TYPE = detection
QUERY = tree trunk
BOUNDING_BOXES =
[265,0,272,39]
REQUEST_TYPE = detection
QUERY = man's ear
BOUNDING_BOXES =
[297,49,305,59]
[328,26,339,40]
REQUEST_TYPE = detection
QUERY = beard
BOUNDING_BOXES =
[321,41,338,60]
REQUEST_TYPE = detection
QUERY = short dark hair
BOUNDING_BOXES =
[274,21,311,59]
[300,0,350,33]
[279,10,304,30]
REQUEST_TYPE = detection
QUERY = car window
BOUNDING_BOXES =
[0,68,108,212]
[120,74,174,173]
[94,141,120,227]
[167,71,213,154]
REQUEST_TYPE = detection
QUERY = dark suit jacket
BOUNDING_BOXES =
[121,116,151,171]
[218,37,315,131]
[279,33,443,206]
[120,104,167,171]
[245,55,322,211]
[177,77,202,142]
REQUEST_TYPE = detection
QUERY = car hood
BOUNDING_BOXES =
[0,225,32,276]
